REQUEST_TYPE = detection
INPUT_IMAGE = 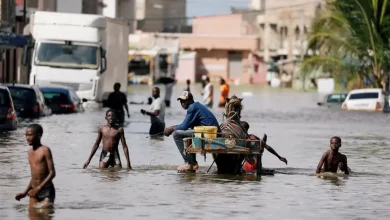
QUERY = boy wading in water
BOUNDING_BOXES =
[15,124,56,209]
[240,121,287,173]
[316,136,349,175]
[83,109,132,169]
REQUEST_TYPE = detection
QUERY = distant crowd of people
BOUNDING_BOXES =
[105,75,231,135]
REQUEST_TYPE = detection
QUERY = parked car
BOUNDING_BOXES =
[40,85,85,114]
[342,88,387,111]
[317,93,348,108]
[5,84,51,118]
[0,86,18,131]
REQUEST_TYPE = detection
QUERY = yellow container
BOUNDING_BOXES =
[194,126,218,139]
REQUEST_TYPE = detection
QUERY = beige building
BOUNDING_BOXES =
[178,14,261,84]
[250,0,323,82]
[135,0,186,32]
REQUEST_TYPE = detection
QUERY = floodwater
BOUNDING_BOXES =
[1,84,390,220]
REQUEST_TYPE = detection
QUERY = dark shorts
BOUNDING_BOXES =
[150,122,165,135]
[36,183,55,202]
[114,110,125,124]
[100,150,122,167]
[164,100,171,107]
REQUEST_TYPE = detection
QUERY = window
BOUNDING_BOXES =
[8,87,35,102]
[35,43,99,69]
[349,92,379,100]
[70,90,80,103]
[327,94,347,103]
[42,92,69,104]
[0,90,10,106]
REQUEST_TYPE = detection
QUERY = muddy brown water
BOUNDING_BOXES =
[1,85,389,220]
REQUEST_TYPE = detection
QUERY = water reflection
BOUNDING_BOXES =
[28,208,54,220]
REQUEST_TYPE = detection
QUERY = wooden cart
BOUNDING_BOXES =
[183,135,275,175]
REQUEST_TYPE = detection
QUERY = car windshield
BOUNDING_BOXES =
[42,91,69,104]
[0,90,9,106]
[327,94,347,103]
[35,42,99,69]
[349,92,379,100]
[8,87,35,102]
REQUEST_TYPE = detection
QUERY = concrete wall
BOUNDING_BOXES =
[196,50,228,82]
[193,14,243,35]
[136,0,186,32]
[57,0,81,13]
[179,35,259,51]
[176,52,196,83]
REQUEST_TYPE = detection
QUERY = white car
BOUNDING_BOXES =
[342,88,388,111]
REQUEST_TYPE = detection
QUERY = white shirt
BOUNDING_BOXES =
[164,83,174,101]
[203,83,213,104]
[150,97,165,124]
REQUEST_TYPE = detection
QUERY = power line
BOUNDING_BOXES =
[129,0,321,21]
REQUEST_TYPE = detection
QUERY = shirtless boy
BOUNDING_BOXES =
[83,109,132,169]
[316,136,349,175]
[15,124,56,209]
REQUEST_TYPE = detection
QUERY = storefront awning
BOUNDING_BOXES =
[0,31,29,48]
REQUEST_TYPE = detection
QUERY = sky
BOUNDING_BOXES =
[186,0,249,18]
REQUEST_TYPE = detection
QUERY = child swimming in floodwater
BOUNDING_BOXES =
[316,136,349,175]
[83,109,132,169]
[15,124,56,209]
[240,121,287,172]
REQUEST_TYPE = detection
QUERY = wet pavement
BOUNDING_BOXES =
[1,84,390,220]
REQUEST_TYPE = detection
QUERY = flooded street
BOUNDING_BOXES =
[1,85,390,220]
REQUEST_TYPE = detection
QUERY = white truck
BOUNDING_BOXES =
[26,11,129,104]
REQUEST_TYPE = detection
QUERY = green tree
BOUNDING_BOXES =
[302,0,390,89]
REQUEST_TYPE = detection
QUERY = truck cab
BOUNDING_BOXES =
[25,11,128,105]
[30,40,106,101]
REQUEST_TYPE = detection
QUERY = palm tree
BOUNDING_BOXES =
[302,0,390,89]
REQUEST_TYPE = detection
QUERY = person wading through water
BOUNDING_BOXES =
[141,87,166,135]
[218,77,229,108]
[106,83,130,124]
[164,91,220,172]
[202,77,213,108]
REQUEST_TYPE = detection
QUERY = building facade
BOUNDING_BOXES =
[0,0,17,83]
[135,0,186,32]
[179,14,261,84]
[251,0,323,85]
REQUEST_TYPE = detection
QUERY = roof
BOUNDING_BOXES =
[40,87,71,93]
[0,85,9,90]
[39,84,74,90]
[2,83,34,89]
[349,88,383,94]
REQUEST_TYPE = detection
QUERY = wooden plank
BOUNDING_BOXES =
[184,137,263,155]
[186,148,261,154]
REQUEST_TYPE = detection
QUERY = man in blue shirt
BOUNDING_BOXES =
[164,91,220,172]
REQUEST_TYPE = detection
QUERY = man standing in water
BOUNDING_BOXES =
[15,124,56,209]
[316,136,349,175]
[164,91,220,172]
[202,77,213,108]
[218,78,229,108]
[107,83,130,123]
[141,87,166,135]
[164,75,176,108]
[184,79,191,93]
[83,109,132,169]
